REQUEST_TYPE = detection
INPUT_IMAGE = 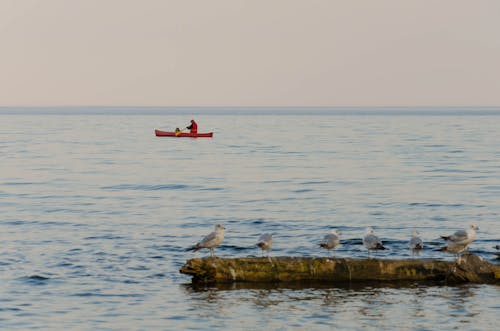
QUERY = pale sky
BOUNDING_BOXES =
[1,0,499,107]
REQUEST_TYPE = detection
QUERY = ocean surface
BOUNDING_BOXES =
[1,107,499,330]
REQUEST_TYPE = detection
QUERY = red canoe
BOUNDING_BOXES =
[155,129,213,138]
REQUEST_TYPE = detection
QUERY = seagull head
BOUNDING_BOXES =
[411,230,419,237]
[470,225,479,231]
[366,227,374,234]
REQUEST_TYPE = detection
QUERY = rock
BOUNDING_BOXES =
[180,254,500,285]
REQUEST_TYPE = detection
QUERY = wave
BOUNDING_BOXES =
[101,184,193,191]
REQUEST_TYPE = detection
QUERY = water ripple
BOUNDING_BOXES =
[101,183,193,191]
[2,112,500,330]
[19,275,50,285]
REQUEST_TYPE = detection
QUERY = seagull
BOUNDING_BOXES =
[319,229,340,257]
[440,225,478,246]
[186,224,225,257]
[363,227,386,257]
[439,225,479,260]
[256,233,273,257]
[409,231,423,256]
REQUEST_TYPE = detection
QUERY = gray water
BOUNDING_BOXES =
[1,108,499,330]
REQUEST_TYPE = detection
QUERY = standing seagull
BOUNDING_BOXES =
[363,227,386,257]
[256,233,273,257]
[319,229,341,257]
[439,225,479,260]
[186,224,225,257]
[409,231,423,256]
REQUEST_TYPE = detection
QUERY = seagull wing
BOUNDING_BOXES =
[257,234,272,249]
[409,236,423,249]
[199,231,218,248]
[258,233,272,242]
[363,234,377,249]
[320,234,338,249]
[364,234,385,250]
[449,229,468,243]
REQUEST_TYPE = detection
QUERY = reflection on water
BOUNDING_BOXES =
[444,286,479,320]
[181,282,498,330]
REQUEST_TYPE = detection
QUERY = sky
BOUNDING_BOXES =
[1,0,499,107]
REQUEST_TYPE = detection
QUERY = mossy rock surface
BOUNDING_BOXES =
[180,254,500,285]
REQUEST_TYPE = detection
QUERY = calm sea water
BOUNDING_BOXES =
[1,108,499,330]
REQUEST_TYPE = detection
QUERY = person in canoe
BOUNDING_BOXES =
[186,119,198,134]
[175,127,182,136]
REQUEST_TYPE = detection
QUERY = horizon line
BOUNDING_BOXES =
[1,105,500,109]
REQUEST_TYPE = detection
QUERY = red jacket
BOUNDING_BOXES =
[187,120,198,133]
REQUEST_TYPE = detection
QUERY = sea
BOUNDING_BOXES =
[1,107,499,330]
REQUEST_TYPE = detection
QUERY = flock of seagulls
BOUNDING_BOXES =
[186,224,482,260]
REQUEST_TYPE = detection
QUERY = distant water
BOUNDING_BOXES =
[1,108,499,330]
